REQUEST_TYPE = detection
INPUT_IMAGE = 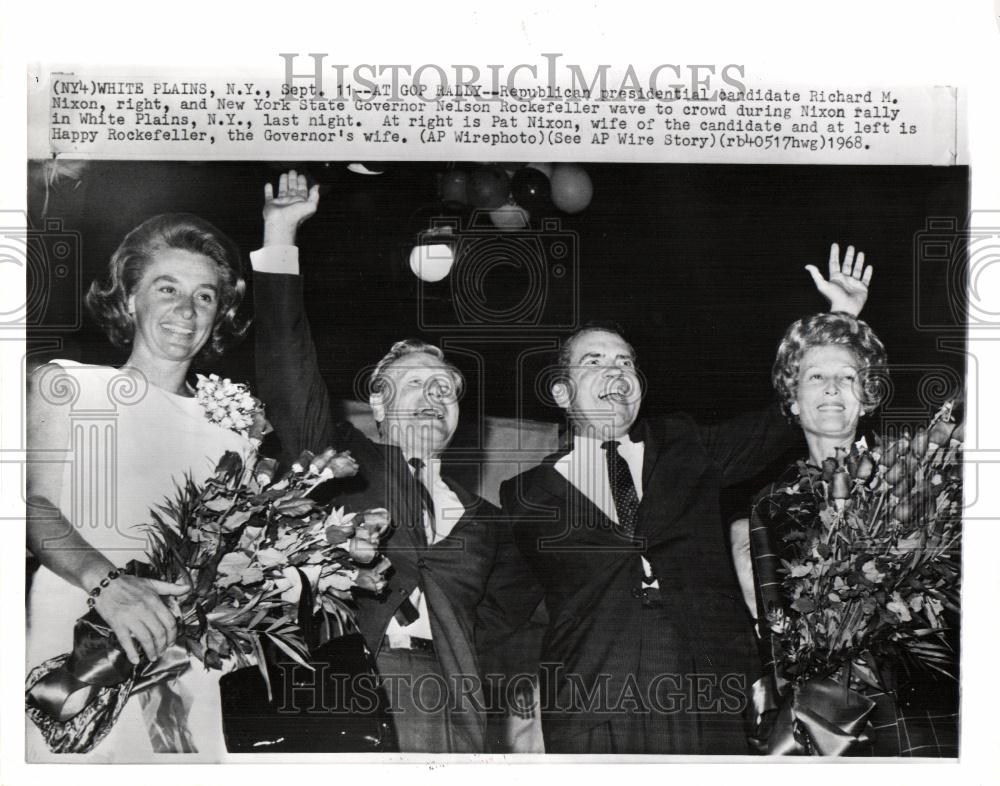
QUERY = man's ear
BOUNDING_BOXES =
[369,392,386,423]
[126,294,136,316]
[551,380,572,411]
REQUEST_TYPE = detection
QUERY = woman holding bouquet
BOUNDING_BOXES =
[26,214,253,760]
[747,311,960,756]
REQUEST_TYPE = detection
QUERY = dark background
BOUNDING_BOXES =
[26,160,968,449]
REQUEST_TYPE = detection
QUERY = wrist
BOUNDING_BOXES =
[79,556,118,594]
[262,222,298,247]
[86,565,130,607]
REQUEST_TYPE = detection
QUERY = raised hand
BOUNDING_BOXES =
[262,169,320,247]
[805,243,874,317]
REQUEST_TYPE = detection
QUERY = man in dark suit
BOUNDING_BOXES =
[495,250,873,754]
[250,171,502,753]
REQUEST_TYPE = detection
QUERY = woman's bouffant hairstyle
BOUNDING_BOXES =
[85,213,248,359]
[772,312,888,420]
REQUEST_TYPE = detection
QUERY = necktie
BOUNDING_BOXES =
[392,458,436,629]
[601,440,640,537]
[408,457,437,541]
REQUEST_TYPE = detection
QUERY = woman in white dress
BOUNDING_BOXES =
[26,213,252,761]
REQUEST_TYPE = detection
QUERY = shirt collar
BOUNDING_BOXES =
[572,430,641,452]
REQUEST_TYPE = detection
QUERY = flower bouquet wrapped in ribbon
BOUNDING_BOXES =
[26,445,393,754]
[749,400,962,756]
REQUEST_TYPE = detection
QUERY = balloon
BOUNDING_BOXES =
[489,203,530,229]
[346,162,385,175]
[467,166,510,209]
[409,243,455,282]
[550,164,593,213]
[510,167,551,213]
[525,162,554,179]
[439,170,468,204]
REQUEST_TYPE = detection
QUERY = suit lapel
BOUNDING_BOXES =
[524,453,625,548]
[434,471,483,542]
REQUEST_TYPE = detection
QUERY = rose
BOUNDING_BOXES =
[891,499,913,524]
[883,436,910,468]
[213,451,243,483]
[354,557,391,594]
[886,591,912,622]
[324,507,357,544]
[309,448,337,474]
[255,457,278,485]
[347,536,378,564]
[291,450,315,474]
[310,448,359,480]
[830,470,850,501]
[357,507,391,540]
[354,570,387,593]
[854,454,876,481]
[861,559,884,584]
[928,419,956,446]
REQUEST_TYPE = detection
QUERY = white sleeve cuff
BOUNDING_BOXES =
[249,245,299,275]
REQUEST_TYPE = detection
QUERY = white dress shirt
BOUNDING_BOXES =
[384,460,465,647]
[554,432,659,588]
[249,244,299,274]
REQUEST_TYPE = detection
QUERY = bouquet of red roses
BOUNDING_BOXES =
[763,401,962,681]
[751,400,962,755]
[26,447,392,753]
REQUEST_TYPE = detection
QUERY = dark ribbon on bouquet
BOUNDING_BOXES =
[25,564,196,754]
[749,664,879,756]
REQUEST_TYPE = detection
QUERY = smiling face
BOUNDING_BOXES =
[379,352,461,457]
[791,344,866,443]
[553,329,643,440]
[126,249,221,367]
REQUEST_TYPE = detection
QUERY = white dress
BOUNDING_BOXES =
[26,360,252,762]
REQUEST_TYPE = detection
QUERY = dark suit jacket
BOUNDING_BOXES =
[496,410,798,752]
[253,271,503,752]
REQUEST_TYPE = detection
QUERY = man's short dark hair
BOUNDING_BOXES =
[555,320,637,380]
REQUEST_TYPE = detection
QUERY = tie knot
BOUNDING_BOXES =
[601,440,621,453]
[408,457,426,473]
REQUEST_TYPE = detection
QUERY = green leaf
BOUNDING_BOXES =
[791,597,816,614]
[221,509,253,533]
[264,632,313,670]
[251,634,273,702]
